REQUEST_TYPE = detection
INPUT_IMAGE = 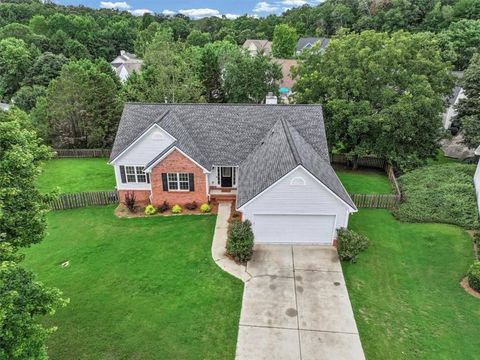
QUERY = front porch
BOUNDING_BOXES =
[209,166,238,203]
[210,187,237,202]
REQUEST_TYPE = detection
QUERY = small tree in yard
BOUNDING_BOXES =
[123,191,136,213]
[226,220,254,263]
[337,228,369,263]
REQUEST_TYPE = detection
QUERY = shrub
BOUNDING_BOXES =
[200,203,211,213]
[157,201,169,213]
[226,219,254,263]
[185,202,197,210]
[394,163,478,228]
[467,262,480,292]
[232,210,241,219]
[144,204,156,215]
[123,191,136,213]
[171,204,182,214]
[337,228,369,263]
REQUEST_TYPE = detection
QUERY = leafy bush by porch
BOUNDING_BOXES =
[226,220,254,263]
[394,163,479,228]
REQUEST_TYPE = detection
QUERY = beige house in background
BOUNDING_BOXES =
[111,50,143,83]
[242,39,272,56]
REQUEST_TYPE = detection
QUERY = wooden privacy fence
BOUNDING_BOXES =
[331,154,402,209]
[54,148,111,158]
[330,154,387,169]
[50,191,118,211]
[350,193,400,209]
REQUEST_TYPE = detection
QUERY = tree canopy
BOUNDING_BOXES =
[294,30,453,170]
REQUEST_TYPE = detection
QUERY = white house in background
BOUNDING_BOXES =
[242,39,272,56]
[111,50,143,82]
[0,102,10,111]
[109,102,356,245]
[442,71,465,130]
[474,146,480,213]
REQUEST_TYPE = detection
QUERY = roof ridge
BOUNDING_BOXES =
[281,118,302,165]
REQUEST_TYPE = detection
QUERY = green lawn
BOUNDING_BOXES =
[36,158,115,193]
[336,169,393,194]
[22,206,243,360]
[344,209,480,360]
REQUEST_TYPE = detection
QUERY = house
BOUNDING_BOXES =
[0,102,10,111]
[242,39,272,56]
[442,72,465,130]
[111,50,143,82]
[295,37,330,55]
[474,146,480,213]
[275,59,298,98]
[109,103,357,245]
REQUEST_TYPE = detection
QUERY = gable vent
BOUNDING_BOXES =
[290,177,306,186]
[151,132,164,140]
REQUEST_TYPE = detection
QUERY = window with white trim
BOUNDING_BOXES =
[167,172,190,191]
[125,166,148,183]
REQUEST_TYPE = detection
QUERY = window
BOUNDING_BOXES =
[167,173,190,191]
[290,176,306,186]
[125,166,148,183]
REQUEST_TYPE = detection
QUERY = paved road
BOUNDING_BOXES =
[235,245,365,360]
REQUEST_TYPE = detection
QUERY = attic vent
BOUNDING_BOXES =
[151,132,164,140]
[290,177,306,186]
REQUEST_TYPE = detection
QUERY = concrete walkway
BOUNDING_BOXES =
[235,245,365,360]
[211,202,251,282]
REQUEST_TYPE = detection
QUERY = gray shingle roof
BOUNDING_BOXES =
[237,118,356,209]
[295,37,330,52]
[111,103,354,209]
[110,103,329,165]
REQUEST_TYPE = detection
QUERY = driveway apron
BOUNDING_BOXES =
[235,245,365,360]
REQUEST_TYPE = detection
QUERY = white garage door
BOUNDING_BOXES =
[253,214,336,245]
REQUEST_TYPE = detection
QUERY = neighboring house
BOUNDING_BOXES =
[111,50,143,82]
[275,59,298,98]
[109,103,357,245]
[242,39,272,56]
[474,146,480,213]
[442,72,465,130]
[0,102,10,111]
[295,37,330,55]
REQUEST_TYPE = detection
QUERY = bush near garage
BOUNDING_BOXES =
[226,220,254,263]
[337,228,369,263]
[394,163,479,228]
[467,262,480,292]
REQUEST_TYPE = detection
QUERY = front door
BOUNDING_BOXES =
[221,167,233,187]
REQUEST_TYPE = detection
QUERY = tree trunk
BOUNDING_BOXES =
[352,154,359,170]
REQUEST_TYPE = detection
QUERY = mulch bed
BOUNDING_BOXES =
[460,277,480,299]
[114,203,218,218]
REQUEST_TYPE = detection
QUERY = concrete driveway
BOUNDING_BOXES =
[235,245,365,360]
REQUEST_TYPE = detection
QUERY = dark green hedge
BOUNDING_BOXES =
[394,163,479,228]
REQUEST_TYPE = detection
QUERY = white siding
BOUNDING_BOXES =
[112,125,175,165]
[241,167,352,239]
[475,160,480,213]
[112,125,175,190]
[443,88,466,129]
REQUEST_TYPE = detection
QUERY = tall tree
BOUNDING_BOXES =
[0,37,32,101]
[24,52,68,87]
[439,19,480,70]
[0,108,67,359]
[223,54,281,103]
[294,30,453,170]
[38,59,122,148]
[456,53,480,148]
[272,24,298,59]
[124,30,204,103]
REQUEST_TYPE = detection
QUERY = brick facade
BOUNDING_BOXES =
[118,190,151,206]
[150,149,208,207]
